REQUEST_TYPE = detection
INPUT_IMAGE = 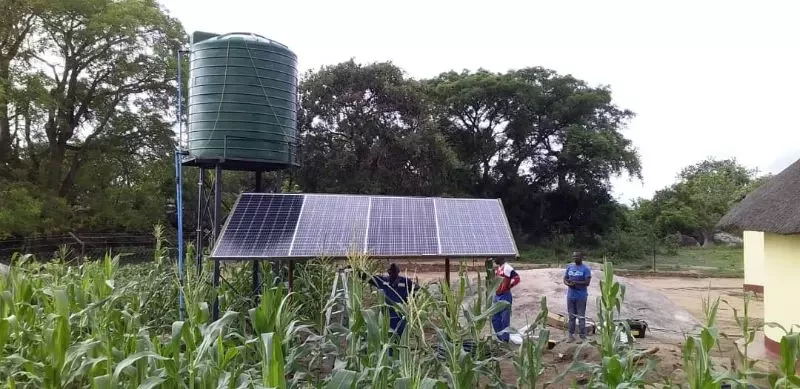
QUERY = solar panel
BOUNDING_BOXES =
[289,195,370,257]
[212,194,303,258]
[366,197,439,256]
[435,198,517,256]
[211,193,518,259]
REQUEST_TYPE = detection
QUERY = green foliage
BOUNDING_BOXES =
[682,297,730,388]
[634,158,768,245]
[514,297,550,389]
[2,247,798,388]
[0,183,42,238]
[763,324,800,388]
[298,60,459,197]
[3,1,644,246]
[0,0,184,236]
[0,181,71,238]
[293,259,339,332]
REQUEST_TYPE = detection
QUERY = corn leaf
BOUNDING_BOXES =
[138,376,167,389]
[326,369,357,389]
[112,351,168,382]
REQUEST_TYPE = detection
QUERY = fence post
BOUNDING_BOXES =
[69,232,85,261]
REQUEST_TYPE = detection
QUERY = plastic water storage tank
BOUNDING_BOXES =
[187,31,299,167]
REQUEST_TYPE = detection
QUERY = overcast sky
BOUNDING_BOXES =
[161,0,800,202]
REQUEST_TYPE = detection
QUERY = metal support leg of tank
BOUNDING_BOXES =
[252,171,262,300]
[195,168,205,275]
[273,170,283,193]
[212,164,222,321]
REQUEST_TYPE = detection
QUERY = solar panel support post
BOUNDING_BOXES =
[445,257,451,287]
[212,164,223,321]
[252,171,262,298]
[288,260,294,291]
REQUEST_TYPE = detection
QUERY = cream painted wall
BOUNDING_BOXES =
[763,233,800,342]
[743,231,765,287]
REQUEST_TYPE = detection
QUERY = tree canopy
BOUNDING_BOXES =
[631,158,770,245]
[298,63,642,243]
[0,1,646,249]
[0,0,184,235]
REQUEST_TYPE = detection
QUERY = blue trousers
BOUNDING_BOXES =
[492,292,512,342]
[567,297,588,337]
[389,309,406,338]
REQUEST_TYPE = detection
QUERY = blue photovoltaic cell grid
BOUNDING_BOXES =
[289,195,370,257]
[366,197,439,256]
[212,194,303,258]
[211,193,518,259]
[435,198,517,256]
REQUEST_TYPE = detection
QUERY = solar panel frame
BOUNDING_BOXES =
[498,198,520,256]
[365,196,440,257]
[211,193,304,259]
[210,193,519,260]
[434,198,519,257]
[288,194,370,258]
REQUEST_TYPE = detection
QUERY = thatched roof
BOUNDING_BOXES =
[717,158,800,234]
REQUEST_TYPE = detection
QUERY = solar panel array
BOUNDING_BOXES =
[211,193,518,259]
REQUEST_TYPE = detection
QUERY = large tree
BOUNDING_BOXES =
[29,0,184,197]
[0,0,38,168]
[427,67,641,240]
[634,158,769,245]
[298,60,458,196]
[0,0,186,237]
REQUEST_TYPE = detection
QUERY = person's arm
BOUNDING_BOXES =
[509,270,521,288]
[579,267,592,286]
[563,268,573,286]
[503,265,521,289]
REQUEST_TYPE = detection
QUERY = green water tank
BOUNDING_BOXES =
[187,31,299,167]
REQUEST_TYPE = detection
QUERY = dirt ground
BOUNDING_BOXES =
[412,268,764,387]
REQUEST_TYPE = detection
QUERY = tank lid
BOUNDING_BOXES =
[191,31,289,49]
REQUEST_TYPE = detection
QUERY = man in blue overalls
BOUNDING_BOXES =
[564,251,592,343]
[362,263,418,339]
[492,257,521,342]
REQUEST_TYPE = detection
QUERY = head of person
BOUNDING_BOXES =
[492,257,505,266]
[572,251,585,266]
[388,263,400,281]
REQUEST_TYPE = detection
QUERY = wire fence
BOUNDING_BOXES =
[0,232,174,265]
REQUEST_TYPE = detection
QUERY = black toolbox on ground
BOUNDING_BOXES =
[625,319,648,338]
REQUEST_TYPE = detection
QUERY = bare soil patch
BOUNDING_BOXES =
[412,267,763,386]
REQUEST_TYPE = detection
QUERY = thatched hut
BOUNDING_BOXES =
[717,158,800,355]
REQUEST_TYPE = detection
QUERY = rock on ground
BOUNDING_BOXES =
[713,232,744,247]
[469,268,701,341]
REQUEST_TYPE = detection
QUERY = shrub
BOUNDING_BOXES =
[598,228,653,261]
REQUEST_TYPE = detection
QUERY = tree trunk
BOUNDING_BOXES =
[0,60,12,165]
[59,150,85,200]
[700,229,714,247]
[46,140,67,191]
[481,159,491,195]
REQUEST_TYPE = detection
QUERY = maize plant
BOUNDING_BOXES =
[513,296,550,389]
[561,260,655,388]
[4,247,800,389]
